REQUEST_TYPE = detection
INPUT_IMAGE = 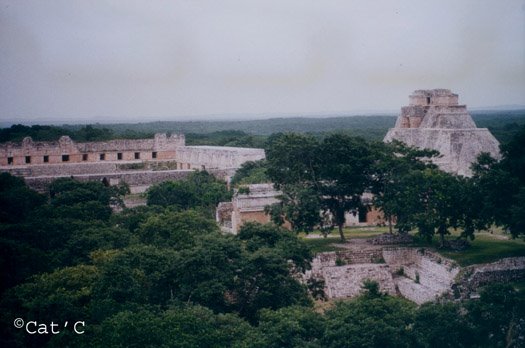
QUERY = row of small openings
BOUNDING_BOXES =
[6,155,63,164]
[82,152,154,161]
[6,151,158,164]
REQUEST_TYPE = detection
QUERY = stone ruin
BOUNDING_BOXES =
[384,89,501,176]
[0,133,265,192]
[217,183,283,234]
[306,244,525,304]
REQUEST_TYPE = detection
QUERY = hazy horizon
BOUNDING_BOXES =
[3,104,525,128]
[1,1,525,124]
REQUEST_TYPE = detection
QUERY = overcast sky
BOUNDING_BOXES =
[1,0,524,124]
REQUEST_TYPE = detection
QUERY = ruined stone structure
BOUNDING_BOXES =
[306,243,525,304]
[217,184,285,234]
[456,257,525,299]
[216,184,385,234]
[0,134,265,192]
[384,89,500,176]
[306,245,460,304]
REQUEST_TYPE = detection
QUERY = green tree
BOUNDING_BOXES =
[470,153,519,234]
[136,209,219,249]
[146,171,230,217]
[0,173,46,224]
[471,125,525,237]
[466,284,525,347]
[413,302,476,348]
[257,306,325,348]
[0,265,99,348]
[371,141,438,233]
[91,245,179,314]
[233,247,310,322]
[266,133,320,186]
[236,222,312,272]
[387,168,465,246]
[266,133,375,240]
[322,295,416,348]
[87,306,259,348]
[317,134,374,241]
[230,160,269,186]
[265,185,322,233]
[172,235,242,312]
[234,223,312,321]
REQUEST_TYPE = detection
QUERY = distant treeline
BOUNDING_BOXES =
[2,109,524,145]
[0,124,154,143]
[472,110,525,143]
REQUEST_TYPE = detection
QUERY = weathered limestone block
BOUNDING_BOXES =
[322,264,396,298]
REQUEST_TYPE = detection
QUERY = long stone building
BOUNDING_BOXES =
[0,133,265,192]
[384,89,500,176]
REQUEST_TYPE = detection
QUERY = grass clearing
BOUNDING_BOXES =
[439,234,525,266]
[303,237,345,253]
[301,225,525,266]
[301,226,388,253]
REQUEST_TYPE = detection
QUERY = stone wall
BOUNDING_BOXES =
[322,264,396,298]
[1,133,262,192]
[384,248,460,304]
[23,168,236,193]
[175,146,265,170]
[458,257,525,298]
[308,247,460,304]
[1,160,185,177]
[0,133,184,166]
[409,89,459,107]
[368,233,413,245]
[1,134,264,180]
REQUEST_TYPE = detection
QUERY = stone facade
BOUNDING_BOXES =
[176,146,265,171]
[384,89,500,176]
[0,133,184,166]
[0,133,265,192]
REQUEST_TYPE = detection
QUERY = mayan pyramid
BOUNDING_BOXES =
[384,89,500,176]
